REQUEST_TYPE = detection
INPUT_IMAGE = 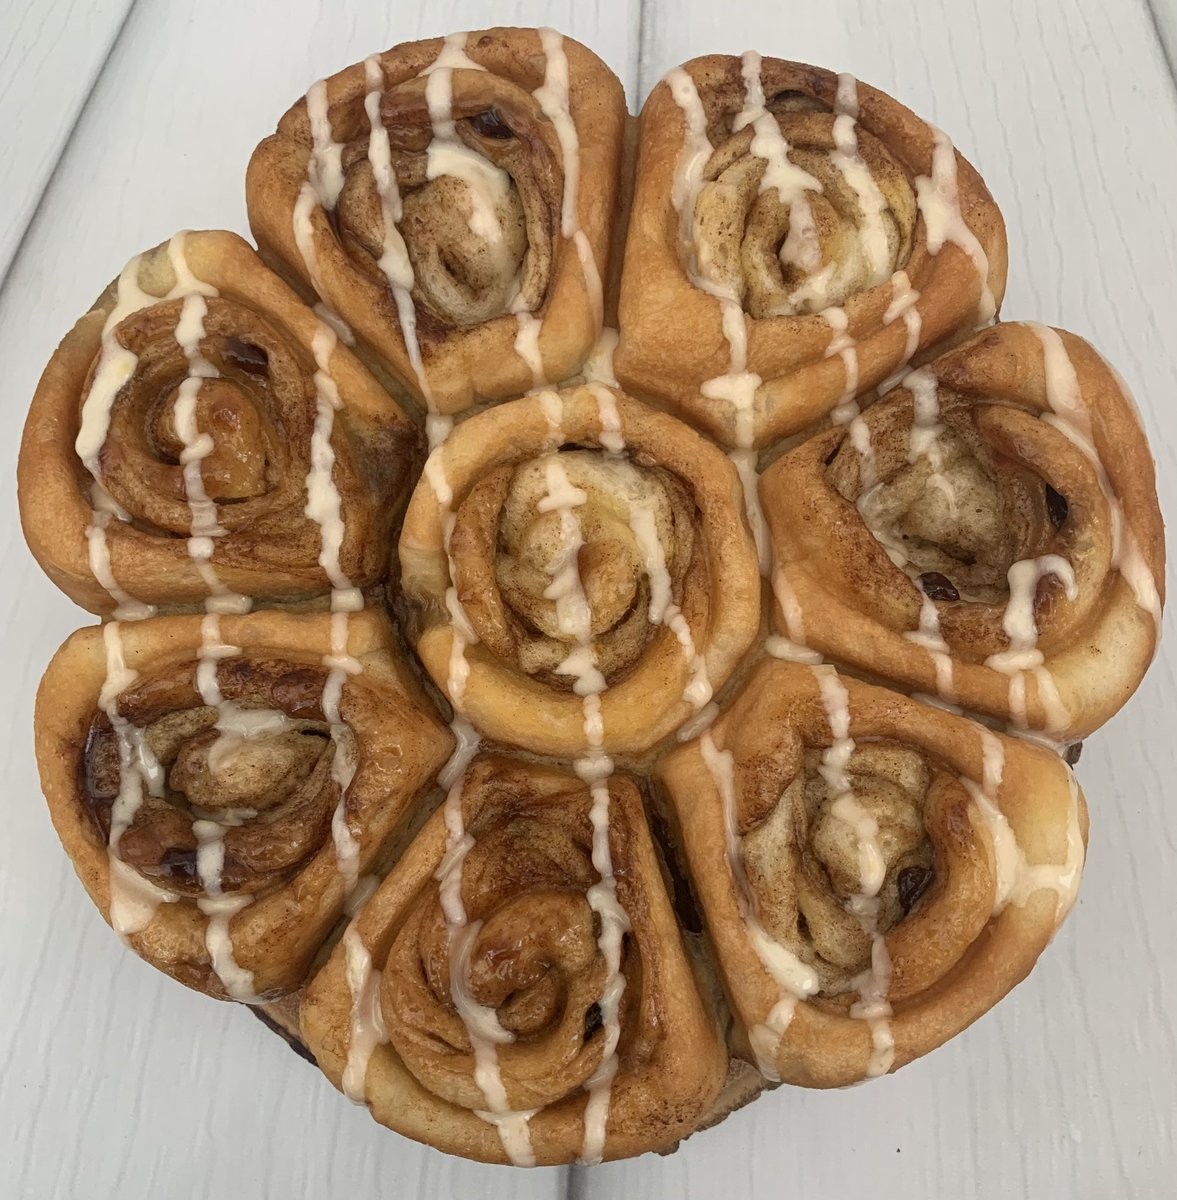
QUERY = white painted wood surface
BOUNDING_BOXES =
[0,0,134,284]
[0,1,1172,1197]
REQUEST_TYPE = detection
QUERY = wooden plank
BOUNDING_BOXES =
[572,0,1177,1196]
[0,0,135,282]
[0,2,637,1197]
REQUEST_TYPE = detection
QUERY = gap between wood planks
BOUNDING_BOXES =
[0,0,142,295]
[1142,0,1177,93]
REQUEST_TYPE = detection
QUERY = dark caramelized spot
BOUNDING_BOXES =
[158,846,199,884]
[645,801,704,934]
[918,572,960,602]
[583,1002,603,1041]
[468,108,514,139]
[1046,485,1069,528]
[897,865,934,914]
[222,337,270,375]
[1064,741,1083,766]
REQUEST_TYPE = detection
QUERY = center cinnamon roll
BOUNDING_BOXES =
[454,449,696,688]
[399,384,761,756]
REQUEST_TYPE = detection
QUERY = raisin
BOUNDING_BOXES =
[584,1002,603,1041]
[897,865,934,913]
[468,108,513,139]
[1046,485,1069,528]
[918,572,960,602]
[221,337,269,375]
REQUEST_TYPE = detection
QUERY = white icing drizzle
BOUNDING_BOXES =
[1028,323,1162,633]
[962,729,1085,920]
[292,79,347,303]
[813,669,885,895]
[77,233,217,620]
[172,293,251,612]
[623,499,714,714]
[590,382,625,455]
[304,323,365,893]
[363,55,433,408]
[313,302,355,346]
[903,367,957,513]
[99,623,175,937]
[877,269,922,394]
[341,924,390,1102]
[812,665,895,1078]
[735,51,823,276]
[512,303,544,389]
[419,30,485,76]
[985,555,1079,731]
[532,415,631,1164]
[193,823,257,1003]
[698,295,767,573]
[533,29,604,346]
[423,41,507,244]
[823,306,861,419]
[534,28,580,240]
[914,126,995,324]
[831,74,890,281]
[768,570,823,664]
[904,592,957,703]
[434,776,538,1166]
[582,328,620,389]
[306,79,345,209]
[699,730,820,1080]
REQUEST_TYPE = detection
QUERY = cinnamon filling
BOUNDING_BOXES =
[82,658,344,896]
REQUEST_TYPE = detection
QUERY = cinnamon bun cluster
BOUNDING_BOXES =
[19,26,1163,1167]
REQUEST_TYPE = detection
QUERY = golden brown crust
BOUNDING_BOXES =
[398,384,761,755]
[18,231,417,615]
[300,755,727,1164]
[615,55,1008,446]
[246,28,627,413]
[661,661,1088,1088]
[763,322,1165,739]
[13,27,1168,1170]
[35,609,452,998]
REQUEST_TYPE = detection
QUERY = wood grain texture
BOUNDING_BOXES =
[0,0,1174,1197]
[0,0,135,284]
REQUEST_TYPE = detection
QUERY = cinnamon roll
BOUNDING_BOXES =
[18,230,416,617]
[35,609,452,1000]
[615,55,1007,447]
[763,323,1165,741]
[301,755,726,1164]
[246,28,626,420]
[398,384,761,756]
[662,660,1087,1088]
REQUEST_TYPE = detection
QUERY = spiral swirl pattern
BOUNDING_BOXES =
[763,323,1165,740]
[247,28,626,413]
[36,610,452,1000]
[616,54,1009,446]
[662,660,1087,1088]
[18,231,415,615]
[399,384,761,755]
[301,755,726,1165]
